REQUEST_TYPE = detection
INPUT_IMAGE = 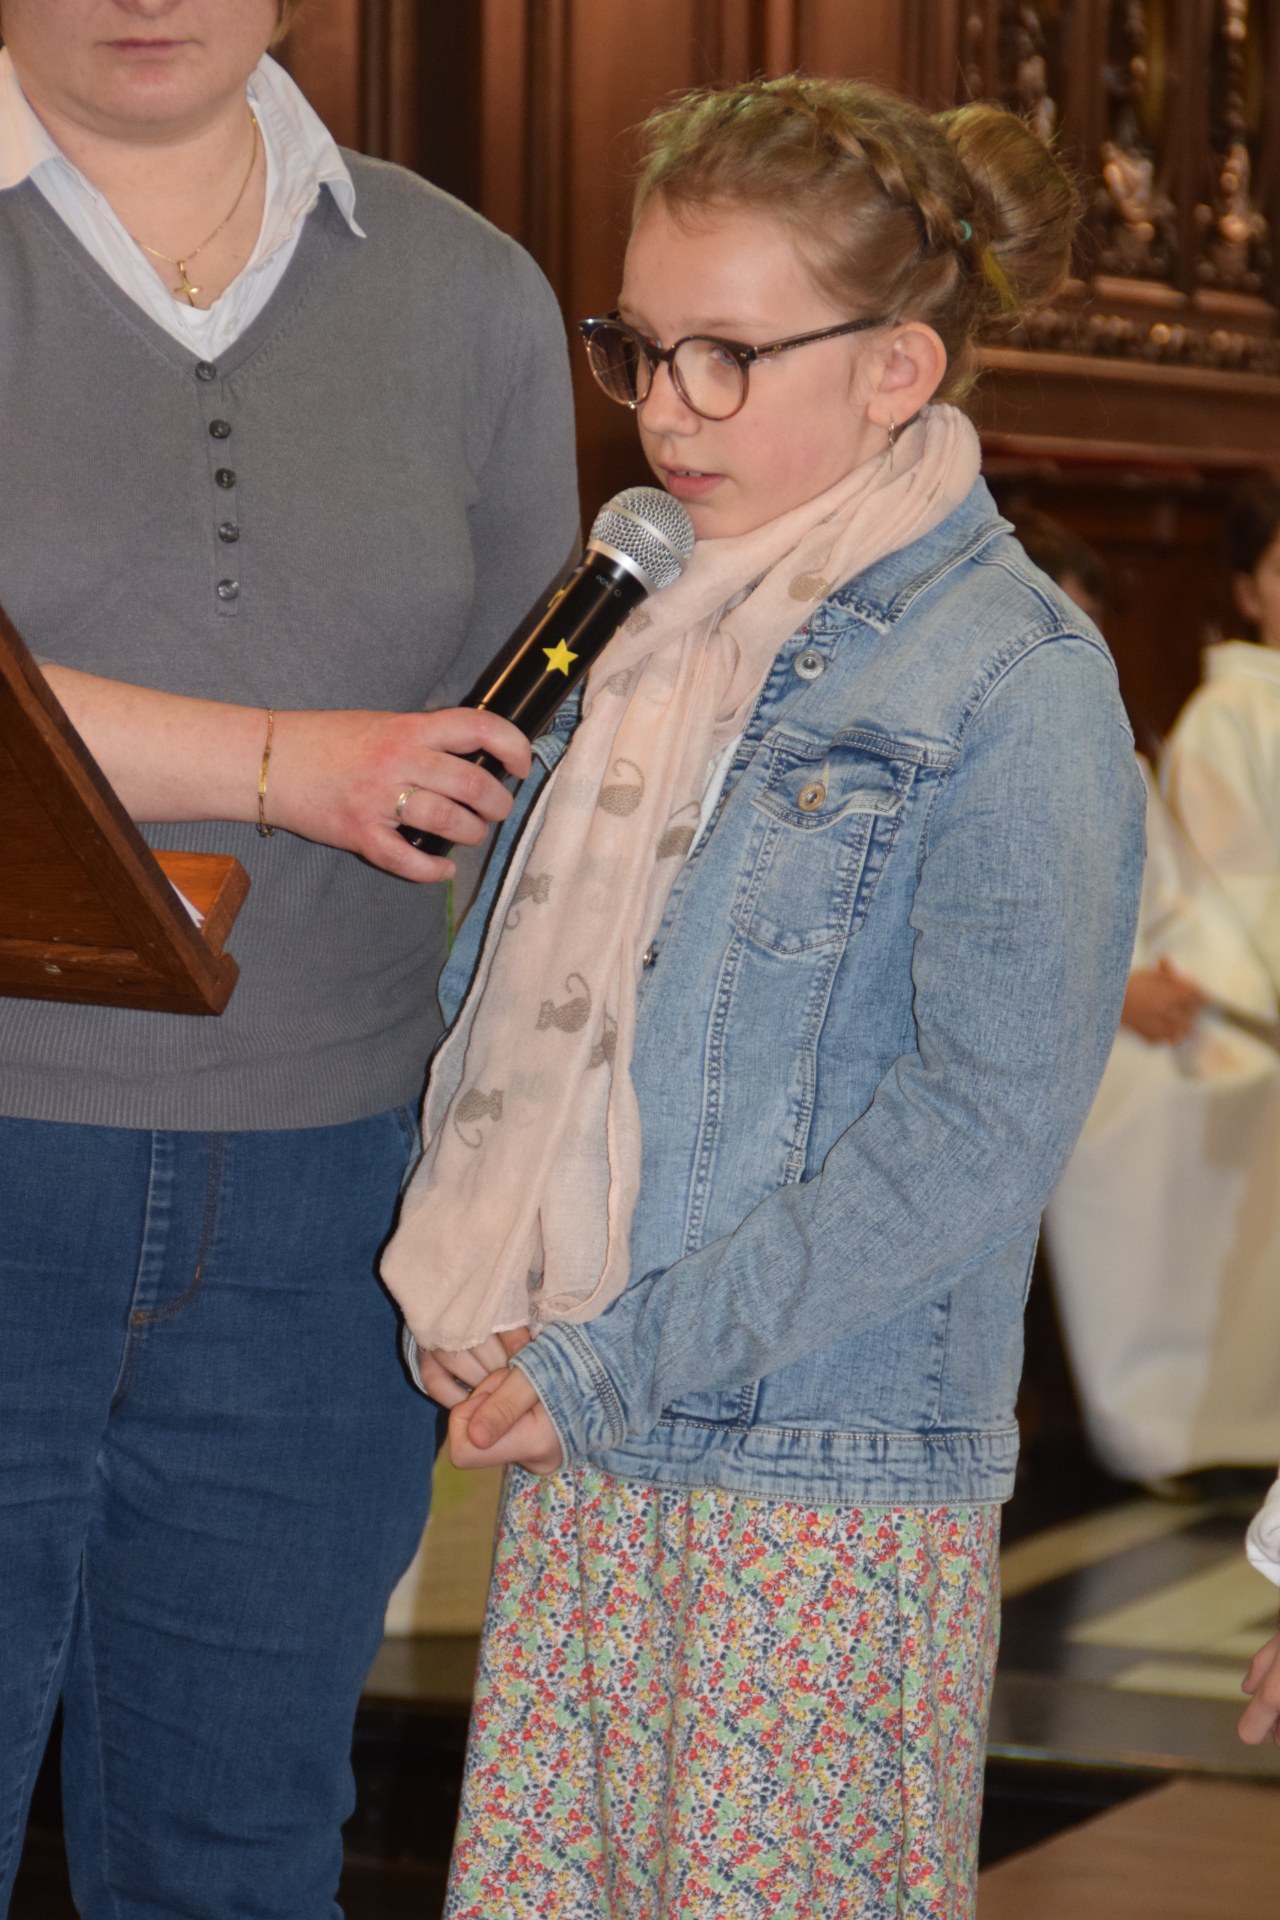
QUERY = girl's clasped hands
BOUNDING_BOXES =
[417,1333,564,1475]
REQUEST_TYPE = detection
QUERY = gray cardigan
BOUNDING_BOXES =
[0,154,578,1130]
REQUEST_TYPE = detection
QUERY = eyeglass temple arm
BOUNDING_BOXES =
[751,319,882,362]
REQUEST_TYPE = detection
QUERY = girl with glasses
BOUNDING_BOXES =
[385,74,1144,1919]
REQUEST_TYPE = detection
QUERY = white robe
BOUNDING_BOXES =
[1163,641,1280,987]
[1043,734,1280,1482]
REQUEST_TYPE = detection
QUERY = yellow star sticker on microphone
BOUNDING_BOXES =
[543,639,578,677]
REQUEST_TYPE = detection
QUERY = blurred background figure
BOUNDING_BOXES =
[1015,508,1111,628]
[1163,478,1280,994]
[1031,508,1280,1489]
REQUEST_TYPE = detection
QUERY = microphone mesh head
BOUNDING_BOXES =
[588,486,696,593]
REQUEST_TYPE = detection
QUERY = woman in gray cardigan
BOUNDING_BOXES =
[0,3,578,1914]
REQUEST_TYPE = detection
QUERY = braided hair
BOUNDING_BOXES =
[633,76,1078,401]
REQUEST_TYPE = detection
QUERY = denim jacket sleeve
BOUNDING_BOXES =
[515,632,1147,1459]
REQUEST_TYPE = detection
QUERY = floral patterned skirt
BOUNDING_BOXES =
[445,1465,1000,1920]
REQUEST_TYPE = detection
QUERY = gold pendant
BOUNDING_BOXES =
[175,262,201,306]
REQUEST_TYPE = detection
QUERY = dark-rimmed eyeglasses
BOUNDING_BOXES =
[577,312,886,422]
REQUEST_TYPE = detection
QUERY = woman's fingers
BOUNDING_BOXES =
[265,707,533,879]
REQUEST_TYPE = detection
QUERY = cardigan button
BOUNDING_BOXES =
[218,522,241,544]
[209,419,232,439]
[195,361,218,382]
[216,579,240,602]
[215,468,236,488]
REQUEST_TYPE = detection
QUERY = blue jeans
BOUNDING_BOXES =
[0,1110,436,1920]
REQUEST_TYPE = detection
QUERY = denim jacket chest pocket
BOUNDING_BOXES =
[731,731,918,958]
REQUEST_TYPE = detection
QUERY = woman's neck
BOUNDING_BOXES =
[25,86,267,310]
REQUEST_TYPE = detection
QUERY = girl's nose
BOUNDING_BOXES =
[638,361,699,433]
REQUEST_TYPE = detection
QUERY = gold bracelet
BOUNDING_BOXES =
[256,708,276,838]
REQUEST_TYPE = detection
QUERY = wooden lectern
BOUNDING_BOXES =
[0,600,249,1014]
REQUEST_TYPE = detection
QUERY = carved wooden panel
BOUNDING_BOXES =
[944,3,1280,379]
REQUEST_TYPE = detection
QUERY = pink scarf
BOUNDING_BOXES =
[381,406,981,1351]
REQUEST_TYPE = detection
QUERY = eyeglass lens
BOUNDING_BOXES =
[585,324,746,420]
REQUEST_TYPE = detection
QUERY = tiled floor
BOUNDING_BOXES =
[993,1490,1280,1783]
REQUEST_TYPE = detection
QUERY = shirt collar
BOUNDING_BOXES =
[0,48,364,240]
[0,49,64,187]
[246,52,364,241]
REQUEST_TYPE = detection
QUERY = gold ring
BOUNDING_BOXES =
[394,784,422,823]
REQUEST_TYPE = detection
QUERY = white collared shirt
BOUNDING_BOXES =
[0,49,364,356]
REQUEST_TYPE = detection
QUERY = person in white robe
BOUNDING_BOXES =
[1042,764,1280,1481]
[1163,572,1280,993]
[1040,486,1280,1483]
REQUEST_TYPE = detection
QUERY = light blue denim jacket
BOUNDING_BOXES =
[438,479,1145,1506]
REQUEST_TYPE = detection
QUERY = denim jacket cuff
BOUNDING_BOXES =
[513,1323,626,1461]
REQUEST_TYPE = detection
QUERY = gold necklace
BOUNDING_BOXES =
[136,114,260,307]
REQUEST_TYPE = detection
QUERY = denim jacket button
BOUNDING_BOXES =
[795,649,825,680]
[797,780,826,812]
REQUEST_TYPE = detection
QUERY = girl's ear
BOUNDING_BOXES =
[864,323,948,430]
[1234,569,1263,628]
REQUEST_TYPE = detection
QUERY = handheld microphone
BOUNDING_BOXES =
[398,486,695,857]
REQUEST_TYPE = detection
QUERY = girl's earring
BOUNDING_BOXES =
[887,417,897,468]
